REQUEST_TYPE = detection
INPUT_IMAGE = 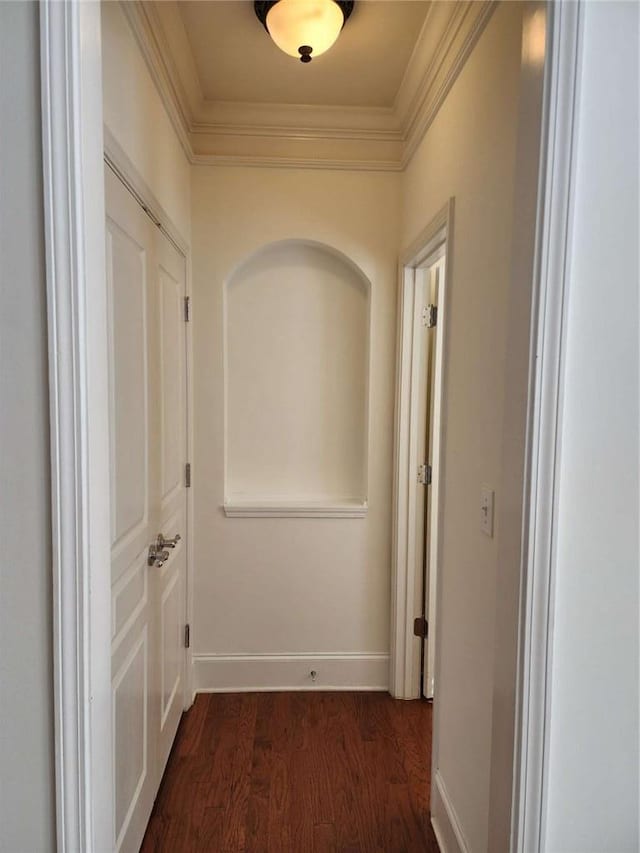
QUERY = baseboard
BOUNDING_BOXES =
[431,770,471,853]
[193,652,389,693]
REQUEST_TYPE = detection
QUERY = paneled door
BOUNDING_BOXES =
[106,166,188,853]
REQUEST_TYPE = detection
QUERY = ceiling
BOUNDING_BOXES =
[126,0,495,168]
[177,1,431,109]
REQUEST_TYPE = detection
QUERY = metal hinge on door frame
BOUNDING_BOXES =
[184,296,190,322]
[413,616,428,639]
[417,463,432,486]
[184,624,190,649]
[185,463,191,488]
[422,304,437,328]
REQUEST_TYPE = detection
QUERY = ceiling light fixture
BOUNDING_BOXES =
[254,0,354,64]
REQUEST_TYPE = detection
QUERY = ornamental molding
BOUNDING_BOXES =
[121,0,496,171]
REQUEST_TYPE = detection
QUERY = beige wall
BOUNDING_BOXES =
[101,1,191,240]
[0,2,56,850]
[190,166,400,684]
[401,4,525,851]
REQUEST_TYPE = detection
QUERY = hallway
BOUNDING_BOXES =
[141,693,439,852]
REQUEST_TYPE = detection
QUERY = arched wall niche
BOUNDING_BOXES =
[223,239,370,517]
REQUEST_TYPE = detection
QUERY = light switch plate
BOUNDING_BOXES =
[481,485,494,537]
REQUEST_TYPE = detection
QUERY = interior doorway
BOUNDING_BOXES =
[391,200,452,703]
[415,252,445,700]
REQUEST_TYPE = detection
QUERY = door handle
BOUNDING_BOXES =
[148,544,171,568]
[156,533,181,550]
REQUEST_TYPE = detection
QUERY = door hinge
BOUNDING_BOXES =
[184,296,190,322]
[422,304,437,328]
[184,624,190,649]
[185,462,191,488]
[417,463,432,485]
[413,616,428,639]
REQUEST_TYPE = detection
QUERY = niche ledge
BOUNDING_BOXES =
[223,498,368,519]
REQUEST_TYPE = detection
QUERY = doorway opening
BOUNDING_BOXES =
[391,200,452,703]
[415,250,445,700]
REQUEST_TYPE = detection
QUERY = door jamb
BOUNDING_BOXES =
[40,3,113,849]
[511,2,583,849]
[390,199,454,700]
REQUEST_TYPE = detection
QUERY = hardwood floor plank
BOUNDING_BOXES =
[174,691,209,759]
[197,807,224,851]
[141,692,439,852]
[313,822,337,853]
[389,698,434,843]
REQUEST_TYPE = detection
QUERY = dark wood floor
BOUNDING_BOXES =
[141,692,440,852]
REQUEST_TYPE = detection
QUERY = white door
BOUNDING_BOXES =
[106,166,188,853]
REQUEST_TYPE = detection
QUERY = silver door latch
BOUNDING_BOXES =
[148,543,170,568]
[156,533,181,550]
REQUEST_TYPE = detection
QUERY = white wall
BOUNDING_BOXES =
[400,4,526,851]
[544,3,639,850]
[191,166,400,689]
[101,1,191,240]
[0,3,56,850]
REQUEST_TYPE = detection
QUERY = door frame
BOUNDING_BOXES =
[41,4,194,850]
[511,2,583,849]
[43,0,582,849]
[40,3,113,849]
[390,199,453,701]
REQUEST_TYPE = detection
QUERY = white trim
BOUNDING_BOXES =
[399,1,497,167]
[190,153,403,173]
[511,2,583,851]
[431,771,470,853]
[103,127,189,255]
[119,0,192,162]
[40,2,113,850]
[193,653,389,693]
[390,200,453,700]
[223,500,368,519]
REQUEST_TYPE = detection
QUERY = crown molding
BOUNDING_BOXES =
[190,153,403,172]
[188,132,398,172]
[148,0,204,117]
[119,0,194,159]
[195,99,399,134]
[400,0,498,166]
[120,0,496,171]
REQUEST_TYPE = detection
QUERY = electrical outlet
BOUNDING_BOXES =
[481,485,494,537]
